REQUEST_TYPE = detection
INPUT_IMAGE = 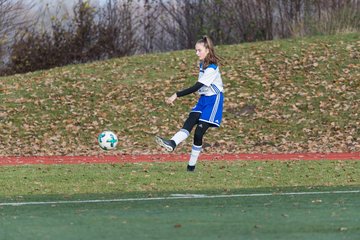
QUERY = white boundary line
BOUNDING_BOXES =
[0,190,359,207]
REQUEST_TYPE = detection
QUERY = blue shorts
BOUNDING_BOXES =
[191,93,224,127]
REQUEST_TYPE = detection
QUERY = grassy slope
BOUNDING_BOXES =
[0,33,359,156]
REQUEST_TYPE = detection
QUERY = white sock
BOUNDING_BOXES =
[188,144,202,166]
[171,129,189,145]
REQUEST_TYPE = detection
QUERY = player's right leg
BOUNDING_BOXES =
[155,112,200,152]
[155,136,176,152]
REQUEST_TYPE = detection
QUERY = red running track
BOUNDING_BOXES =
[0,152,359,166]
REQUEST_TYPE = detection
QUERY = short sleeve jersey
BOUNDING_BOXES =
[197,63,224,96]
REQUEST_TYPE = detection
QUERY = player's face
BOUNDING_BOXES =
[195,43,209,61]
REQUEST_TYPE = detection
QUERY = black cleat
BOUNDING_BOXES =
[155,136,176,152]
[187,165,196,172]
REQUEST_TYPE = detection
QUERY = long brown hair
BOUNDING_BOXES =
[196,35,221,69]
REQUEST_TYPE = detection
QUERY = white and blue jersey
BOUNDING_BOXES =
[191,63,224,127]
[197,63,224,96]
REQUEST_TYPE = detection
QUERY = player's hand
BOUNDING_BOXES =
[166,93,177,105]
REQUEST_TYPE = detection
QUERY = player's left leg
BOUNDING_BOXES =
[187,94,223,171]
[187,121,211,171]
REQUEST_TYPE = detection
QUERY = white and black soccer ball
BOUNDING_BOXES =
[98,131,118,150]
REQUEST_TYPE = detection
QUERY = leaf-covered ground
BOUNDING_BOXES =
[0,33,359,156]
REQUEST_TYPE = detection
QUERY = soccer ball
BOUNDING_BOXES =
[98,131,118,150]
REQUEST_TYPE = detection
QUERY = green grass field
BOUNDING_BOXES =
[0,160,359,198]
[0,185,359,240]
[0,33,359,239]
[0,160,359,239]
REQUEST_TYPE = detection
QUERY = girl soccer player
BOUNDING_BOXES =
[155,35,224,171]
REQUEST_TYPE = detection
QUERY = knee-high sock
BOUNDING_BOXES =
[188,144,202,166]
[171,129,189,145]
